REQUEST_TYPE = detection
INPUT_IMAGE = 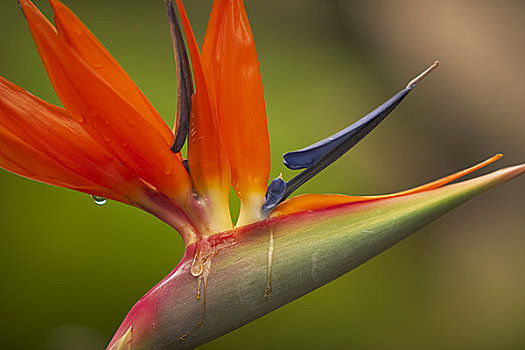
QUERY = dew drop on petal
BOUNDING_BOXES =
[90,195,107,205]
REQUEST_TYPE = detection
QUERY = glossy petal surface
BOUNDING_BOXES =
[20,0,191,202]
[0,76,136,202]
[202,0,270,203]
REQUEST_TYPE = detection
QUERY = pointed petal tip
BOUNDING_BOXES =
[491,162,525,182]
[270,158,524,218]
[18,0,39,12]
[281,59,440,185]
[17,0,32,14]
[47,0,72,17]
[406,60,440,88]
[279,86,413,201]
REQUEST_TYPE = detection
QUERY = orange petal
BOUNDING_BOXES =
[174,1,231,206]
[271,155,503,217]
[19,0,191,202]
[0,75,143,201]
[0,121,90,188]
[0,121,126,201]
[201,0,270,199]
[48,0,173,145]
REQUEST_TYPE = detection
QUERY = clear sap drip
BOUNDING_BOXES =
[264,226,275,298]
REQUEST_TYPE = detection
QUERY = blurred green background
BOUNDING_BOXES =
[1,1,525,349]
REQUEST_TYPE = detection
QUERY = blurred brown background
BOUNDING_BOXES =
[0,0,524,349]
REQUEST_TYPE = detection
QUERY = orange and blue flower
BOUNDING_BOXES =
[1,1,524,349]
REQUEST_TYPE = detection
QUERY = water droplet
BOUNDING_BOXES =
[90,195,107,205]
[104,119,110,125]
[93,62,103,68]
[103,136,110,143]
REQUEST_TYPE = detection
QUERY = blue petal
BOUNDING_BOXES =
[283,86,413,170]
[262,176,287,213]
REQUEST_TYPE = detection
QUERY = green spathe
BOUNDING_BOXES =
[109,164,525,349]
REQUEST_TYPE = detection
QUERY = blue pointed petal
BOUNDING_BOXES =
[262,176,287,213]
[280,86,413,202]
[283,86,413,170]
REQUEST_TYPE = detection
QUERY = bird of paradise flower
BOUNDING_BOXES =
[0,0,524,349]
